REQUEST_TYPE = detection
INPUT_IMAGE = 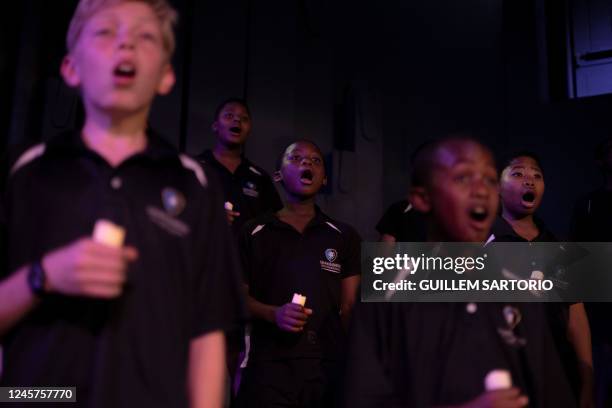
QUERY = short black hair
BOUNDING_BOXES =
[213,97,251,121]
[275,139,325,171]
[499,150,543,174]
[410,133,487,187]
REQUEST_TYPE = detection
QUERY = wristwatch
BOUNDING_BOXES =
[27,260,47,297]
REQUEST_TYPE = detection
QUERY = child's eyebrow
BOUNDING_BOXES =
[288,148,322,158]
[89,14,117,25]
[224,109,248,116]
[452,159,494,167]
[134,16,161,26]
[510,165,542,172]
[90,13,158,26]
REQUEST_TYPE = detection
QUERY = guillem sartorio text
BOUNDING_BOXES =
[372,279,554,292]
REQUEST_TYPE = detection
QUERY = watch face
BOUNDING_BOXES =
[28,262,46,295]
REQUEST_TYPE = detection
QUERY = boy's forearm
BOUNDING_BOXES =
[340,275,360,329]
[246,295,276,323]
[188,330,226,408]
[0,265,38,337]
[568,303,594,403]
[568,303,593,368]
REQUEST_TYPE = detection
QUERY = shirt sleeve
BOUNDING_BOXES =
[190,170,246,338]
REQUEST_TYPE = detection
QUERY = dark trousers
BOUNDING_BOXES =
[235,358,340,408]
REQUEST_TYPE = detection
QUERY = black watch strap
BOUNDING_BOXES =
[27,260,47,297]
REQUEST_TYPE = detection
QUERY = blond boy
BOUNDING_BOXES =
[0,1,243,407]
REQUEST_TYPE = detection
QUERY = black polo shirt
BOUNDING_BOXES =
[489,216,579,395]
[343,302,576,407]
[239,209,361,362]
[375,200,427,242]
[0,130,244,408]
[196,150,282,235]
[490,216,557,243]
[488,216,559,280]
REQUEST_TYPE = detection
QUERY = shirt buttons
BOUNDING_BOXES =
[466,303,478,314]
[110,176,122,190]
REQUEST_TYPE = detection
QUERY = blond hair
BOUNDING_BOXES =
[66,0,178,56]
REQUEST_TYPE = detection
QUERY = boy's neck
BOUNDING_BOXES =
[81,110,148,167]
[501,209,539,240]
[426,227,451,243]
[277,199,317,233]
[213,143,243,173]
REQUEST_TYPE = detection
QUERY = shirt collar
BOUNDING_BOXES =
[264,206,331,231]
[46,128,177,162]
[198,149,253,173]
[492,216,555,242]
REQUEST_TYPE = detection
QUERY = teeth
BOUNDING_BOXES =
[116,63,135,73]
[472,206,485,214]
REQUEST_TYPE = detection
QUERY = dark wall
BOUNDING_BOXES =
[2,0,611,239]
[380,0,612,239]
[501,0,612,239]
[380,0,506,204]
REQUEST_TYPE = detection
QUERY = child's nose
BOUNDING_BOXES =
[523,178,535,187]
[472,178,492,197]
[117,31,136,50]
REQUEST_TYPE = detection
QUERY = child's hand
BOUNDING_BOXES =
[43,237,138,298]
[460,388,528,408]
[274,303,313,332]
[225,209,240,225]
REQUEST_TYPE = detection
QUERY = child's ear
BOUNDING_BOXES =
[273,170,282,183]
[409,186,431,213]
[60,55,81,88]
[322,176,328,186]
[157,64,175,95]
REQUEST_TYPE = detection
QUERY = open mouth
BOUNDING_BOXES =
[300,169,313,185]
[229,126,241,134]
[114,62,136,79]
[469,206,488,223]
[522,192,535,203]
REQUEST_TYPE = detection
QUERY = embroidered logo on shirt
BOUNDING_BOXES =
[162,187,186,216]
[321,248,341,273]
[242,181,259,198]
[325,248,338,262]
[146,187,190,237]
[146,206,190,237]
[497,305,526,347]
